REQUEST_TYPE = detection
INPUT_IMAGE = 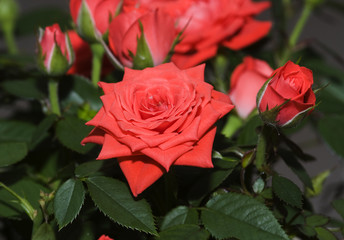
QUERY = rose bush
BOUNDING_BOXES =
[228,56,273,119]
[70,0,121,41]
[37,24,74,75]
[108,9,178,69]
[257,61,316,126]
[82,62,234,196]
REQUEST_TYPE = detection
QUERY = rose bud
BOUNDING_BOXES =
[98,235,113,240]
[82,62,234,196]
[229,56,273,119]
[257,61,316,127]
[70,0,122,42]
[37,24,74,76]
[108,9,178,69]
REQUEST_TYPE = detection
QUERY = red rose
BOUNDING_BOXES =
[67,30,113,77]
[119,0,271,69]
[108,9,177,68]
[98,235,113,240]
[70,0,121,41]
[228,56,273,119]
[257,61,316,126]
[37,24,74,75]
[170,0,272,68]
[82,63,234,196]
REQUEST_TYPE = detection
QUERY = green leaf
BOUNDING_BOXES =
[272,175,303,208]
[0,142,28,167]
[306,170,331,197]
[332,199,344,220]
[201,192,288,240]
[156,224,209,240]
[279,149,313,190]
[160,206,198,231]
[54,179,85,229]
[32,223,56,240]
[317,115,344,158]
[315,227,337,240]
[56,116,94,154]
[1,78,45,99]
[0,120,36,143]
[306,215,329,227]
[187,157,238,206]
[75,160,104,178]
[30,114,58,150]
[86,176,157,235]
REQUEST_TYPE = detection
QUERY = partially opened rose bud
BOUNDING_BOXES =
[108,9,178,69]
[70,0,121,42]
[37,24,74,76]
[256,61,316,127]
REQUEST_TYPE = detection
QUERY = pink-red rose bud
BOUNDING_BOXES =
[82,62,234,196]
[257,61,316,127]
[108,9,178,69]
[37,24,74,75]
[229,56,273,119]
[70,0,121,42]
[98,235,114,240]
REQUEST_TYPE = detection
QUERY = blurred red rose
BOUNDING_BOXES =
[108,9,177,68]
[229,56,273,119]
[67,30,113,77]
[82,62,234,196]
[257,61,316,126]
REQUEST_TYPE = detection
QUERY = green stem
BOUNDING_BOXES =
[90,43,105,87]
[0,182,36,220]
[48,78,61,116]
[2,22,18,55]
[280,3,314,64]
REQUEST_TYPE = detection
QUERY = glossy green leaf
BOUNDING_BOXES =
[54,179,85,229]
[272,175,303,208]
[32,223,56,240]
[1,78,45,99]
[0,120,36,143]
[201,192,288,240]
[56,116,94,154]
[86,176,157,235]
[318,115,344,158]
[332,199,344,220]
[279,149,313,190]
[160,206,198,231]
[306,215,329,227]
[156,224,209,240]
[0,142,28,167]
[253,177,265,194]
[30,114,58,149]
[315,227,337,240]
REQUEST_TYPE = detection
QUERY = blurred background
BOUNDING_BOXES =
[0,0,344,230]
